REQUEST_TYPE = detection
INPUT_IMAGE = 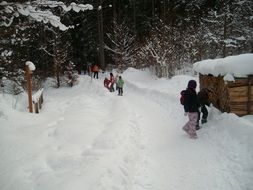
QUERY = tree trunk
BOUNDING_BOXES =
[98,0,105,70]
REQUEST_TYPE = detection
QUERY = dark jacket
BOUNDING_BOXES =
[184,87,200,113]
[197,88,210,106]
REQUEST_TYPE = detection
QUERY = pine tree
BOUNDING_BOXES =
[106,20,136,71]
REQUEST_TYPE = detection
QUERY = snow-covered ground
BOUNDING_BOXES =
[0,68,253,190]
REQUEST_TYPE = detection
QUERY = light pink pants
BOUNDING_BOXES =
[182,112,198,138]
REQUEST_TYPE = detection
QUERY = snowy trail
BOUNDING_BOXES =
[0,72,252,190]
[32,76,146,190]
[123,79,243,190]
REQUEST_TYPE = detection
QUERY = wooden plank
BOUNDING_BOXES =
[230,102,253,115]
[229,103,249,116]
[228,83,250,88]
[230,107,247,112]
[228,86,253,101]
[230,101,253,106]
[230,96,248,102]
[229,85,253,93]
[248,77,252,114]
[235,77,253,82]
[229,86,248,92]
[227,82,248,88]
[229,94,253,102]
[227,77,252,87]
[230,109,248,116]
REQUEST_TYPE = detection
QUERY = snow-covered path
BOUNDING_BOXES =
[123,77,246,190]
[0,70,252,190]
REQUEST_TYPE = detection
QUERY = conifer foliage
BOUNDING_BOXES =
[0,0,252,93]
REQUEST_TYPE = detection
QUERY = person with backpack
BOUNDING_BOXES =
[104,77,110,90]
[181,80,200,139]
[197,88,212,125]
[117,76,124,96]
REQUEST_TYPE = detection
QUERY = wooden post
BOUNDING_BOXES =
[25,65,33,113]
[98,0,105,70]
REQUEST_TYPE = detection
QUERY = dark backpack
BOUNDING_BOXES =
[180,90,186,105]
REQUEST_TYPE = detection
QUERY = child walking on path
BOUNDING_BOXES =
[117,76,124,96]
[109,73,115,92]
[197,88,212,125]
[115,75,119,91]
[92,64,99,79]
[182,80,200,139]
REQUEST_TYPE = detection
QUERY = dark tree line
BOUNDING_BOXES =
[0,0,252,92]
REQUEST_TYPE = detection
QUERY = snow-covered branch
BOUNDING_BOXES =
[39,46,55,57]
[0,1,93,31]
[104,44,122,55]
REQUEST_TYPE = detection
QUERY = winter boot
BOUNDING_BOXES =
[201,118,207,124]
[196,125,201,130]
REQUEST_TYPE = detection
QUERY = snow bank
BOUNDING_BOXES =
[122,67,198,95]
[193,54,253,78]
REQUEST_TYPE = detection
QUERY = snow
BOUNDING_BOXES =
[0,68,253,190]
[25,61,36,71]
[223,73,235,82]
[0,1,7,6]
[32,88,44,103]
[193,53,253,78]
[1,50,13,57]
[1,1,93,30]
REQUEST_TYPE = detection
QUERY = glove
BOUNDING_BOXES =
[184,112,188,116]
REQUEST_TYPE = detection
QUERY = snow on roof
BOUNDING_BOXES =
[193,54,253,78]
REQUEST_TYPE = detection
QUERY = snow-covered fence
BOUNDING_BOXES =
[32,88,44,114]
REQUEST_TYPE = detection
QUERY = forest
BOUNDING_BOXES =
[0,0,252,93]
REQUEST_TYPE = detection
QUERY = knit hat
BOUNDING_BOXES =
[188,80,197,89]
